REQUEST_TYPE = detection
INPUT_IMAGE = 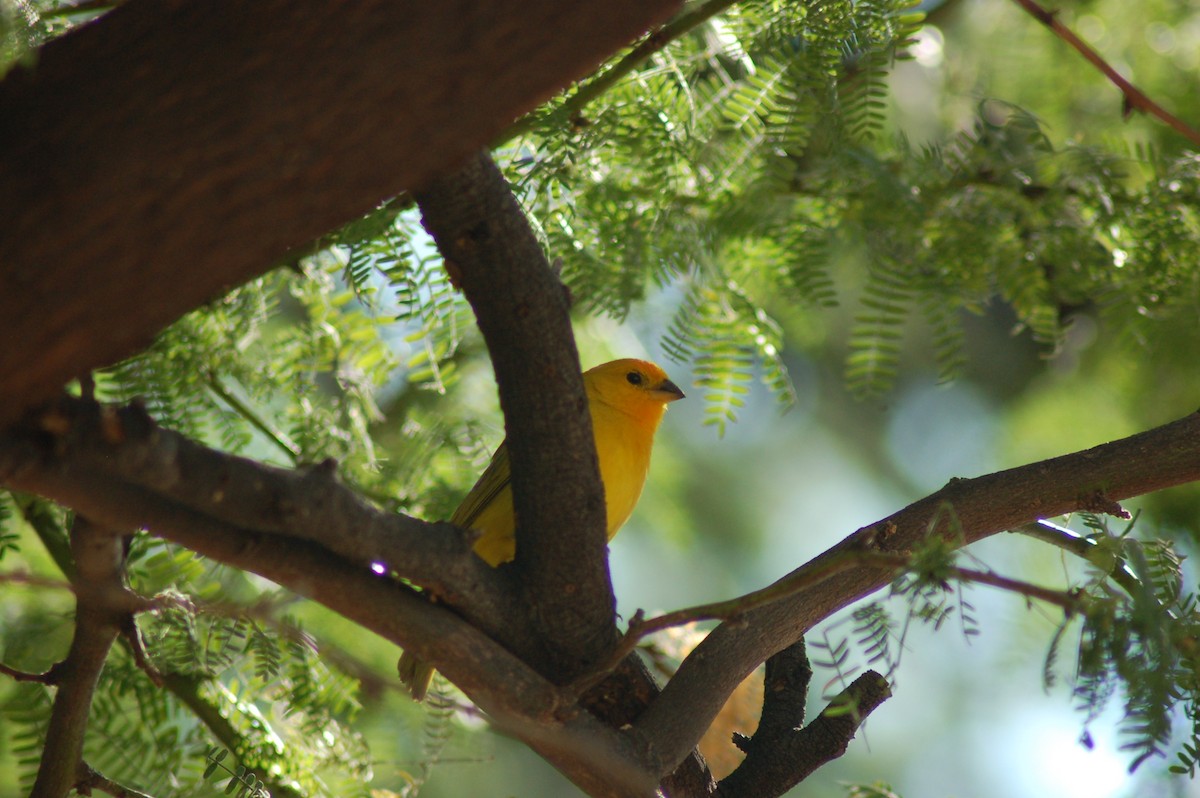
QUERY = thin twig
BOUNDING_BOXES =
[568,542,1083,699]
[119,616,164,687]
[936,560,1081,611]
[634,548,1080,645]
[0,661,56,683]
[1009,0,1200,146]
[1016,518,1171,612]
[77,761,157,798]
[31,516,129,798]
[206,375,301,460]
[207,374,402,509]
[12,496,306,798]
[499,0,739,143]
[566,549,867,698]
[629,551,867,641]
[0,570,72,590]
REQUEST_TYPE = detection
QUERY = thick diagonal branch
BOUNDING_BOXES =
[636,410,1200,777]
[0,403,659,797]
[16,397,523,640]
[0,0,681,430]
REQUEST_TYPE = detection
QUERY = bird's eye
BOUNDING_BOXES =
[626,371,643,386]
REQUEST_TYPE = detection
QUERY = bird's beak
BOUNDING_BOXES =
[654,378,686,402]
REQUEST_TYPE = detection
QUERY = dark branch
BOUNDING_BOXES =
[10,394,1200,796]
[10,493,306,798]
[12,396,515,621]
[31,516,131,798]
[717,668,891,798]
[0,0,682,429]
[413,152,714,795]
[0,401,660,797]
[416,151,618,682]
[751,640,812,748]
[1008,0,1200,145]
[76,762,157,798]
[0,661,57,684]
[160,672,304,798]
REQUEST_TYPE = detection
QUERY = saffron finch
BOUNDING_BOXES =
[398,358,685,700]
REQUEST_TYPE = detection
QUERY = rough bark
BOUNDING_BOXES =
[0,0,681,429]
[416,151,618,682]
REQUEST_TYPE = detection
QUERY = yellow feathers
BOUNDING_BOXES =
[468,358,684,566]
[399,358,684,700]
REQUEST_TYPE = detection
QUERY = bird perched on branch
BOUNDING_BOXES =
[398,358,685,700]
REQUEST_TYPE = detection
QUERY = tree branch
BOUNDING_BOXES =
[0,0,682,430]
[717,659,891,798]
[0,401,661,798]
[11,401,1200,796]
[6,494,305,798]
[22,397,510,614]
[31,516,131,798]
[411,152,720,795]
[75,762,157,798]
[634,410,1200,778]
[161,672,304,798]
[572,542,1081,705]
[1009,0,1200,146]
[415,151,618,682]
[1017,519,1146,599]
[0,660,57,683]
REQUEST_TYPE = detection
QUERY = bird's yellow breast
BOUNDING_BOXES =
[468,398,661,567]
[590,398,656,537]
[465,358,679,567]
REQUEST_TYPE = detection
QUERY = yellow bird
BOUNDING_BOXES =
[398,358,685,700]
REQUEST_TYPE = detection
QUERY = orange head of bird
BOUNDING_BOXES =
[583,358,685,422]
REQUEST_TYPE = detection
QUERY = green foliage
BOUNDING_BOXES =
[844,783,904,798]
[399,688,458,797]
[121,566,370,795]
[83,649,208,795]
[663,281,794,434]
[1042,519,1200,775]
[0,682,53,793]
[510,0,924,418]
[0,491,18,561]
[851,602,896,676]
[335,210,472,395]
[204,748,271,798]
[0,0,39,79]
[2,0,118,79]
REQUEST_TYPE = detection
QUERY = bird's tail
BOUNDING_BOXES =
[398,650,436,702]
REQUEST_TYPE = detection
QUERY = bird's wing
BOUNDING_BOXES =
[450,441,512,529]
